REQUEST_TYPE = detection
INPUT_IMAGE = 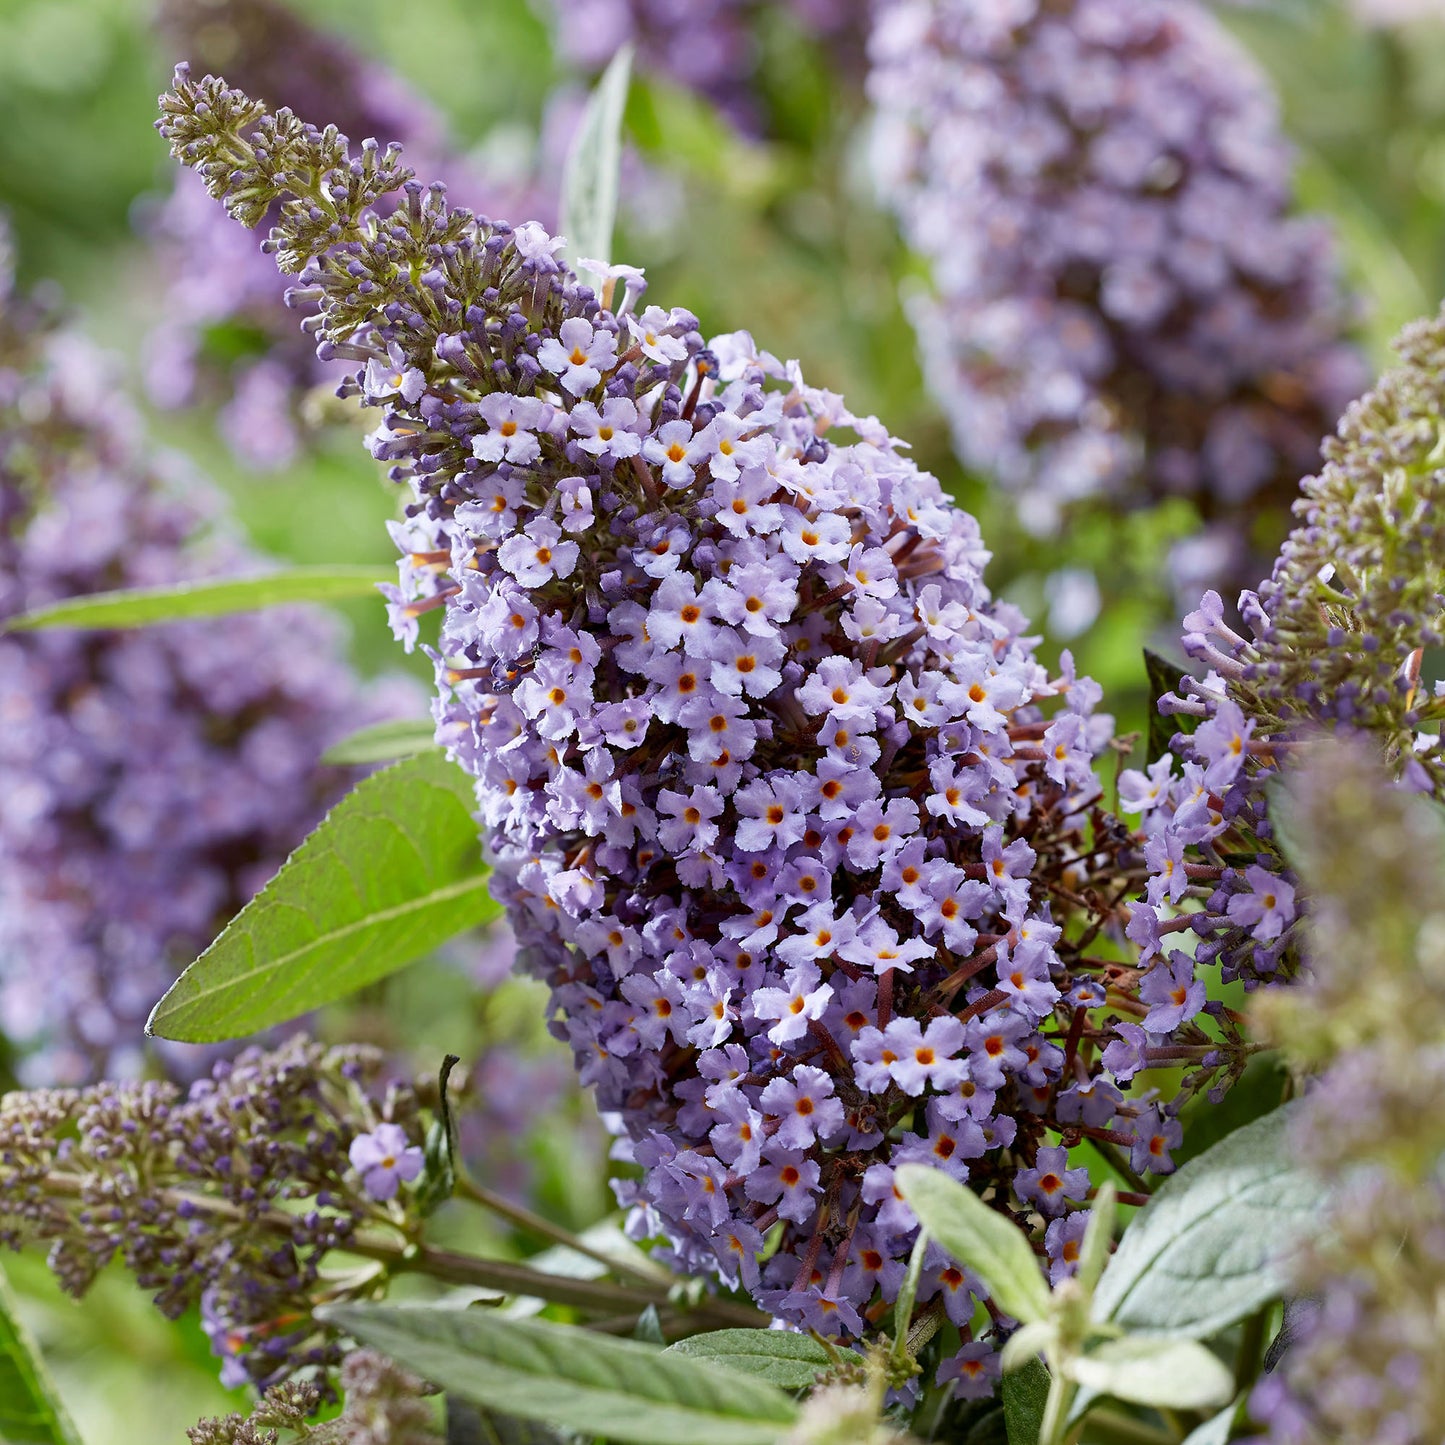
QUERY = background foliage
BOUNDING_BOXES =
[4,0,1445,1437]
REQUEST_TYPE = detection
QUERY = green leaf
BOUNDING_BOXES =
[322,718,440,767]
[560,45,634,290]
[665,1329,833,1391]
[891,1227,929,1366]
[0,1262,84,1445]
[1173,1052,1289,1170]
[1092,1103,1314,1339]
[895,1164,1051,1325]
[1070,1337,1234,1411]
[446,1399,572,1445]
[1077,1181,1116,1299]
[633,1306,665,1346]
[320,1305,797,1445]
[1001,1356,1051,1445]
[1143,647,1195,762]
[2,565,385,632]
[1181,1397,1247,1445]
[416,1054,462,1219]
[147,751,496,1042]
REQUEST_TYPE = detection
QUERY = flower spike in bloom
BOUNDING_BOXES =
[158,71,1148,1388]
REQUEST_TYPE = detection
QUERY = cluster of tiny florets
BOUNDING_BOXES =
[0,248,409,1083]
[0,1037,424,1393]
[1117,304,1445,1120]
[156,68,1200,1394]
[867,0,1364,604]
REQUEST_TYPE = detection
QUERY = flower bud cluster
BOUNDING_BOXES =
[0,1037,424,1392]
[187,1349,441,1444]
[867,0,1363,604]
[1121,307,1445,1051]
[1248,744,1445,1443]
[157,70,1192,1395]
[0,246,409,1083]
[146,0,535,470]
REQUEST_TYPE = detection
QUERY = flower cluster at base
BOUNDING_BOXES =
[1250,743,1445,1443]
[157,67,1194,1396]
[188,1350,441,1445]
[0,247,407,1084]
[1119,306,1445,1094]
[867,0,1363,605]
[146,0,535,470]
[0,1037,426,1394]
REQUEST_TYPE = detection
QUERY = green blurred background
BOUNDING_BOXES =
[4,0,1445,1434]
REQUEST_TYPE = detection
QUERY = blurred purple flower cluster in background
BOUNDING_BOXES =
[0,232,412,1083]
[545,0,868,127]
[867,0,1365,606]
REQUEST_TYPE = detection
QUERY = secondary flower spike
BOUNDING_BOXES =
[0,1037,426,1393]
[868,0,1365,605]
[0,236,411,1083]
[158,67,1189,1392]
[1118,301,1445,1112]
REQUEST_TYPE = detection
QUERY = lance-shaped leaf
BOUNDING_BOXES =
[1002,1357,1051,1445]
[1071,1336,1234,1411]
[320,1305,797,1445]
[896,1164,1051,1325]
[561,45,634,289]
[0,1264,84,1445]
[2,565,386,632]
[1092,1103,1313,1338]
[148,751,495,1042]
[665,1329,834,1390]
[1142,647,1196,763]
[322,717,440,767]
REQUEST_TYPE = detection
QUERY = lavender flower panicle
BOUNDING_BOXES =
[0,1037,425,1393]
[157,67,1197,1393]
[867,0,1365,605]
[1118,304,1445,1108]
[0,243,413,1083]
[146,0,541,471]
[1249,743,1445,1444]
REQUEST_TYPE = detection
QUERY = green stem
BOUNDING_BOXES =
[37,1170,765,1330]
[453,1174,669,1289]
[1039,1366,1077,1445]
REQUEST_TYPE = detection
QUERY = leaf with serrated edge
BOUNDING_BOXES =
[0,1263,84,1445]
[666,1330,833,1390]
[148,752,496,1042]
[1002,1356,1051,1445]
[322,717,440,767]
[320,1305,796,1445]
[560,45,634,288]
[1093,1103,1313,1338]
[1071,1336,1234,1411]
[896,1164,1050,1324]
[2,565,385,632]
